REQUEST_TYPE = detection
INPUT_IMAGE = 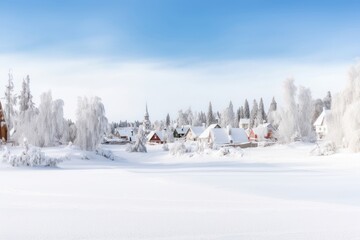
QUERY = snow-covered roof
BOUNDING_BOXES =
[239,118,250,124]
[115,127,135,138]
[210,128,249,145]
[175,126,190,135]
[189,126,206,137]
[210,128,229,145]
[198,124,220,139]
[147,131,165,142]
[229,128,249,144]
[314,110,331,127]
[251,123,276,141]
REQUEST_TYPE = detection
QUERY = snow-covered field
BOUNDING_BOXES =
[1,143,360,240]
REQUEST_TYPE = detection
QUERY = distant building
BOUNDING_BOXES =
[0,101,8,142]
[313,109,330,140]
[200,126,249,147]
[143,104,151,133]
[114,127,136,142]
[198,124,221,142]
[147,131,165,144]
[248,123,276,142]
[186,126,206,141]
[239,118,250,129]
[173,126,190,139]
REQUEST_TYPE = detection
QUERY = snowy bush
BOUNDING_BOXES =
[170,142,188,155]
[310,141,336,156]
[162,143,169,151]
[95,148,115,160]
[2,145,63,167]
[216,147,230,156]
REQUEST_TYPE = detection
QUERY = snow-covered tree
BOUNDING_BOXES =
[323,91,332,110]
[220,101,235,127]
[277,78,299,143]
[4,70,17,134]
[13,76,37,145]
[239,106,245,119]
[327,64,360,152]
[250,99,258,128]
[197,111,207,126]
[35,91,54,147]
[267,97,278,126]
[165,113,171,127]
[75,96,108,151]
[206,102,216,126]
[312,99,324,123]
[256,98,266,125]
[67,120,77,143]
[52,99,67,144]
[127,126,147,152]
[244,99,250,119]
[298,86,314,141]
[18,75,34,112]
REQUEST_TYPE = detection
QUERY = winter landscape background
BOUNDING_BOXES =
[1,1,360,240]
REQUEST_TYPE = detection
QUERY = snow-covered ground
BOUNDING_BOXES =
[1,143,360,240]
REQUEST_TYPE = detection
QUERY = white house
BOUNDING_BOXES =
[114,127,136,142]
[201,126,249,147]
[313,109,331,140]
[239,118,250,129]
[186,126,206,141]
[198,124,221,142]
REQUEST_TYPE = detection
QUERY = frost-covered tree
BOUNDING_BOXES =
[67,120,77,143]
[244,99,250,119]
[312,99,324,123]
[127,126,147,153]
[267,97,278,126]
[239,106,244,119]
[35,91,55,147]
[298,86,314,141]
[75,96,108,151]
[18,75,34,112]
[277,78,299,143]
[13,76,37,145]
[52,99,67,144]
[327,64,360,152]
[256,98,266,125]
[323,91,332,110]
[206,102,215,126]
[220,101,235,127]
[4,70,17,134]
[250,99,258,128]
[165,113,171,127]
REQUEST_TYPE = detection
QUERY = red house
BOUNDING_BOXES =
[147,131,165,144]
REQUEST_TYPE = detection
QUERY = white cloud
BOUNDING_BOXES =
[0,54,352,122]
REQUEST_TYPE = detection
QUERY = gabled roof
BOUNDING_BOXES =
[313,110,331,127]
[175,126,190,135]
[198,124,221,139]
[229,128,249,143]
[188,126,206,137]
[210,128,249,145]
[147,131,164,141]
[115,127,135,138]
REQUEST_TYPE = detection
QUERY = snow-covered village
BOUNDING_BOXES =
[2,1,360,240]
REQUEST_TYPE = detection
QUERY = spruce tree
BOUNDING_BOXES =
[244,99,250,119]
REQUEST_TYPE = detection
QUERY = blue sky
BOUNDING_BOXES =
[1,0,360,60]
[0,0,359,121]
